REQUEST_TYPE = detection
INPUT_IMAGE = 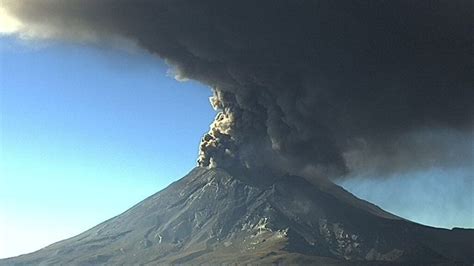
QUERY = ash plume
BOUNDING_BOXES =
[3,0,472,179]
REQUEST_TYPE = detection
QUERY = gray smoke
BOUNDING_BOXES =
[3,0,472,179]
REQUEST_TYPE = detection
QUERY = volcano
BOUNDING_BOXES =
[2,167,473,265]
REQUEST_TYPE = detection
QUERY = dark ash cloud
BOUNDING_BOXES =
[4,0,473,179]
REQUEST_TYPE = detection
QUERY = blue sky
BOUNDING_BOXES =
[0,36,215,258]
[337,168,473,230]
[0,36,472,258]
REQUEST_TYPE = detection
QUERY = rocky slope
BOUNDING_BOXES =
[2,167,473,265]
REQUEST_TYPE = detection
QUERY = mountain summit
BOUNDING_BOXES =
[2,167,473,265]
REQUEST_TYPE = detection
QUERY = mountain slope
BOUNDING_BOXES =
[2,167,473,265]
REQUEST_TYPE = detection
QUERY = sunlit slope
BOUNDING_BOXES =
[2,167,473,265]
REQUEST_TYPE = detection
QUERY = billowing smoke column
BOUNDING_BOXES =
[197,85,348,178]
[3,0,472,179]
